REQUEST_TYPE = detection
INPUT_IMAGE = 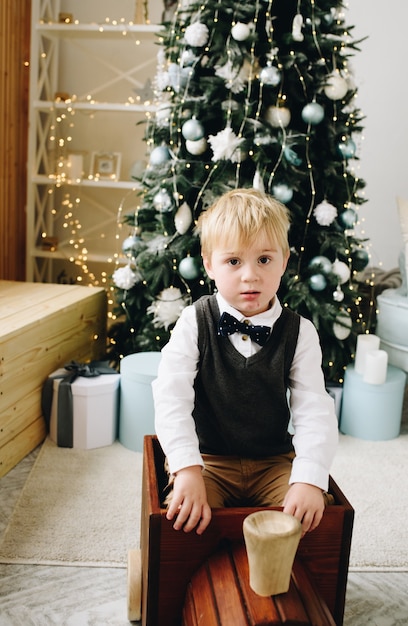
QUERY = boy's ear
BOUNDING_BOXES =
[202,255,214,279]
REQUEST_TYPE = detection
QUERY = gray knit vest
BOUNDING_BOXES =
[193,295,300,457]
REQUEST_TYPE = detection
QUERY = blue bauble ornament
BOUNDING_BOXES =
[122,235,143,254]
[309,273,327,291]
[338,138,356,160]
[339,208,357,229]
[352,248,369,272]
[308,255,332,273]
[284,145,302,166]
[168,63,192,92]
[149,145,171,166]
[153,188,173,212]
[182,118,205,141]
[259,65,281,86]
[301,102,325,125]
[178,256,200,280]
[272,183,293,204]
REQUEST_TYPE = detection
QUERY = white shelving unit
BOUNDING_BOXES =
[26,0,161,284]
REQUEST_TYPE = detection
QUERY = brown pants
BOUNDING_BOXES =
[201,452,296,508]
[163,452,334,508]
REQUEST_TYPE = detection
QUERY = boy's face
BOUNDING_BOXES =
[203,232,289,317]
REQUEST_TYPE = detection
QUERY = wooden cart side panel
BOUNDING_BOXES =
[142,436,353,626]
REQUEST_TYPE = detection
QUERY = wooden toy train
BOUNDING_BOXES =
[127,436,354,625]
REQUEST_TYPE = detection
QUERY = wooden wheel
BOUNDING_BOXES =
[127,548,142,622]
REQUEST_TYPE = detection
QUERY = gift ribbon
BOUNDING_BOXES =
[41,360,118,447]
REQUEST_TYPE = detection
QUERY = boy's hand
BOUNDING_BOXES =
[166,465,212,535]
[282,483,325,536]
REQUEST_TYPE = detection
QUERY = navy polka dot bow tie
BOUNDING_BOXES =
[218,311,271,346]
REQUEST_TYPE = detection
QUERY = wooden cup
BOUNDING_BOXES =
[243,510,302,596]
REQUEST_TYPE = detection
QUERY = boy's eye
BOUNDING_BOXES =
[228,258,240,266]
[259,256,271,265]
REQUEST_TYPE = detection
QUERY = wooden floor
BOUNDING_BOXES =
[1,450,408,625]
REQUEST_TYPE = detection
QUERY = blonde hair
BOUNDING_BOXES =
[197,188,290,257]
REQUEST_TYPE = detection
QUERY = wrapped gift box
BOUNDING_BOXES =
[43,364,120,449]
[376,288,408,372]
[0,280,107,476]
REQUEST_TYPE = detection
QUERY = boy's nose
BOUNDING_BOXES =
[241,266,259,281]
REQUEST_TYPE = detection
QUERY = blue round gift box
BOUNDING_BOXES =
[119,351,162,451]
[340,364,406,441]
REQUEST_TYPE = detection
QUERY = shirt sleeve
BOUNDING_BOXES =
[288,317,339,491]
[152,304,203,475]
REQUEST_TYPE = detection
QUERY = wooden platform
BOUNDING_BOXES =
[139,436,354,626]
[0,280,107,476]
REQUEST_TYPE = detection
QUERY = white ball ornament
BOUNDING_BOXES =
[272,183,293,204]
[185,137,208,155]
[313,200,338,226]
[266,105,291,128]
[332,260,351,284]
[231,22,251,41]
[184,22,209,47]
[333,287,345,302]
[301,102,325,125]
[333,310,352,340]
[324,72,348,100]
[112,265,139,290]
[174,202,193,234]
[182,118,205,141]
[149,145,171,166]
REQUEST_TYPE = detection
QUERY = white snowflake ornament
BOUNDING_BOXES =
[208,127,245,162]
[313,200,338,226]
[147,287,187,330]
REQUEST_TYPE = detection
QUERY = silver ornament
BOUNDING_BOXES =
[259,65,281,86]
[182,118,205,141]
[333,287,345,302]
[272,183,293,204]
[301,102,325,125]
[153,188,172,212]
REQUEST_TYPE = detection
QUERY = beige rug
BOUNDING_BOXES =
[1,430,408,571]
[0,438,142,568]
[331,431,408,572]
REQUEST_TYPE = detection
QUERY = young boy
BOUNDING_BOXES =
[153,188,338,536]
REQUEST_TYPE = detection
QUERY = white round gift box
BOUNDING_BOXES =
[376,288,408,372]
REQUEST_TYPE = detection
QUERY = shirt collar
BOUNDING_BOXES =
[215,292,282,328]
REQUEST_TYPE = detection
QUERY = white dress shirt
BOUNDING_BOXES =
[153,293,338,491]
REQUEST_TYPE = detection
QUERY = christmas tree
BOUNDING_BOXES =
[109,0,369,383]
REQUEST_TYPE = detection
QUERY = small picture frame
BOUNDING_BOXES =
[90,152,121,181]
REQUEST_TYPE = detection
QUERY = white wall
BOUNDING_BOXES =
[347,1,408,269]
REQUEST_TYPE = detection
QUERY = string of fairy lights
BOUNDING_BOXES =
[36,6,154,298]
